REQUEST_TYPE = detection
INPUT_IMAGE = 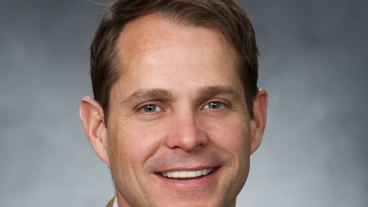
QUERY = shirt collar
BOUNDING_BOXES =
[112,197,118,207]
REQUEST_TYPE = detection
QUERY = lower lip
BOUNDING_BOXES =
[155,168,220,190]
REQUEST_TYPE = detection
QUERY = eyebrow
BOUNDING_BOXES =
[121,89,173,105]
[121,86,242,105]
[198,86,242,102]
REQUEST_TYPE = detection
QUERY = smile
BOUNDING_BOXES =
[160,168,214,179]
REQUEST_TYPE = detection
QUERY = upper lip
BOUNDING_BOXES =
[156,166,218,173]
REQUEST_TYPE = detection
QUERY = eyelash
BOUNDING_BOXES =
[202,101,227,110]
[137,103,163,114]
[136,99,228,115]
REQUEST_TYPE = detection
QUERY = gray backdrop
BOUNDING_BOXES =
[1,0,367,206]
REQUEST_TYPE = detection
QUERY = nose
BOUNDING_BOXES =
[164,112,208,152]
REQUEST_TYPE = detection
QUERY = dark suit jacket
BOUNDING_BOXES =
[106,197,115,207]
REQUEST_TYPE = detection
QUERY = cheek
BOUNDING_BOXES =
[203,115,251,192]
[109,118,167,168]
[204,115,250,155]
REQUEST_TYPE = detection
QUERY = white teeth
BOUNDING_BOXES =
[187,171,196,178]
[160,168,214,179]
[178,171,187,177]
[172,171,179,178]
[168,171,173,177]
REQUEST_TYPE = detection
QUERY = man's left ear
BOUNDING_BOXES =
[250,89,268,154]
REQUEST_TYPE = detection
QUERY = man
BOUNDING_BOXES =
[80,0,268,206]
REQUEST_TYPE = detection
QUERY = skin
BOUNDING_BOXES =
[80,14,268,207]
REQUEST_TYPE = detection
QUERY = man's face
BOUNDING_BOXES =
[104,14,256,207]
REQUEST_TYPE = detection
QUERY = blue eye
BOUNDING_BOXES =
[204,102,224,110]
[140,104,162,113]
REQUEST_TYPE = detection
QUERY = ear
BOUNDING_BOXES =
[79,96,110,166]
[250,89,268,154]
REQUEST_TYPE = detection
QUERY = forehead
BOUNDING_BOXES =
[113,13,243,99]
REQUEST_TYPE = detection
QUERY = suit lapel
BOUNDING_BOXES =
[105,197,115,207]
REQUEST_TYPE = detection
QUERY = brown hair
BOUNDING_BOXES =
[90,0,259,124]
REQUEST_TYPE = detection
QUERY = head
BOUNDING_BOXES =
[80,0,267,207]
